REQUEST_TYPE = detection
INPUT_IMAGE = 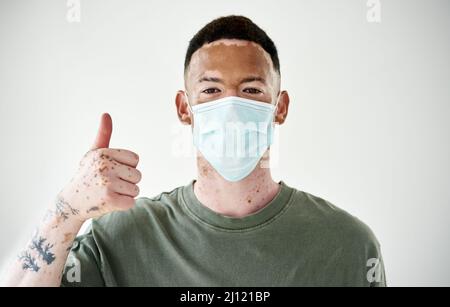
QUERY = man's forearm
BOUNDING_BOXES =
[1,199,84,287]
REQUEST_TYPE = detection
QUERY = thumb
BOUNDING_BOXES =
[91,113,113,150]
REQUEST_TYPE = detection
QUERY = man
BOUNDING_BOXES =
[2,15,386,287]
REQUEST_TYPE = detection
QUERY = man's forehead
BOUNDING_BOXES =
[186,39,274,81]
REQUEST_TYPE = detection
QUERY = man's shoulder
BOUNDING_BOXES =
[288,185,380,248]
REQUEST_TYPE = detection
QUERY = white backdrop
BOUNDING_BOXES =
[0,0,449,286]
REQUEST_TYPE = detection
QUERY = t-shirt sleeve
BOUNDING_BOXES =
[336,208,388,287]
[60,231,105,287]
[361,227,387,287]
[368,248,387,287]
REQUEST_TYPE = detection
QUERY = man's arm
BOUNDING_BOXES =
[1,113,141,287]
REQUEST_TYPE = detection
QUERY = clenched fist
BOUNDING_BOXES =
[54,113,141,222]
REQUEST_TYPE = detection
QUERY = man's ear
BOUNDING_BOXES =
[275,90,290,125]
[175,90,192,125]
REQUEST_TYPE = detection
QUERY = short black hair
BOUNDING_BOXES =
[184,15,280,74]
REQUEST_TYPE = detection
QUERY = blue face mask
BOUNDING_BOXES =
[187,94,279,182]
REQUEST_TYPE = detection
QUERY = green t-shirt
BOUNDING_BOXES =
[61,181,386,287]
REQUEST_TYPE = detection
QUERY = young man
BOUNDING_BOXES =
[2,15,386,287]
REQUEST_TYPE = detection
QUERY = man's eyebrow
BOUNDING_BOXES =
[198,76,224,83]
[240,76,266,84]
[197,76,266,84]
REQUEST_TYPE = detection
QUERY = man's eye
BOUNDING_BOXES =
[243,88,262,94]
[202,88,221,94]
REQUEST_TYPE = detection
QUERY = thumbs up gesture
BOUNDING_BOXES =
[57,113,141,222]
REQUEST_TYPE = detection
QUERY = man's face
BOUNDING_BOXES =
[186,39,281,105]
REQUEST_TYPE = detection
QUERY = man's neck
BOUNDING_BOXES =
[193,153,280,218]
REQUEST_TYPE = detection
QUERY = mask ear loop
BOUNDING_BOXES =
[261,93,281,168]
[185,92,194,114]
[273,92,282,125]
[185,92,198,130]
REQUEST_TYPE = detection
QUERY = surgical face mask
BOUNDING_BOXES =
[186,94,279,182]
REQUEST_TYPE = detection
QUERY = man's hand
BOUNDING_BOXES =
[55,113,141,222]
